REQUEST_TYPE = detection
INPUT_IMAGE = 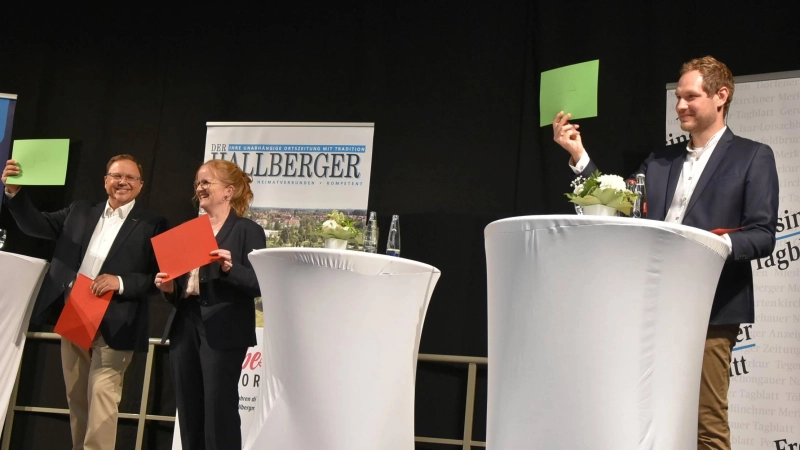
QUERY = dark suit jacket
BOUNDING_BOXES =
[162,210,266,350]
[581,128,779,325]
[3,190,167,351]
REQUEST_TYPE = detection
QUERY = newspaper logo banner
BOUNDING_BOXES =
[204,123,374,249]
[205,124,373,210]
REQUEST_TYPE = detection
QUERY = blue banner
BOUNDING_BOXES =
[0,95,17,214]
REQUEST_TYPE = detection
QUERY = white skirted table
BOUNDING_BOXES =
[243,248,441,450]
[0,252,49,427]
[484,215,729,450]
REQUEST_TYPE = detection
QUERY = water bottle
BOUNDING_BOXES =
[628,179,642,218]
[0,228,6,250]
[386,215,401,257]
[362,211,378,253]
[635,173,647,219]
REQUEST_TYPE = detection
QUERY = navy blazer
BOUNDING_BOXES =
[581,128,779,324]
[3,190,167,351]
[162,211,266,350]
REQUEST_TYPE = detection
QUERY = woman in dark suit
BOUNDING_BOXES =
[155,159,266,450]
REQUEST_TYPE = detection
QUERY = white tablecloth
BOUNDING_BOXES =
[0,252,48,426]
[244,248,440,450]
[484,215,728,450]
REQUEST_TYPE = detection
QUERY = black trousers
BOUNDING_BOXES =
[169,299,248,450]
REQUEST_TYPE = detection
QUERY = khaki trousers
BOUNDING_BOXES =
[61,335,133,450]
[697,324,739,450]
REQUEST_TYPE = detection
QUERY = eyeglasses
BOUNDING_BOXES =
[106,173,142,183]
[193,180,219,189]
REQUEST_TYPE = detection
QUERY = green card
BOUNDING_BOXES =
[8,139,70,185]
[539,59,599,126]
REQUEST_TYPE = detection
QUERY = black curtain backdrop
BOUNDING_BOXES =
[1,2,798,448]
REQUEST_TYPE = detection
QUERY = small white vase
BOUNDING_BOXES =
[324,238,348,249]
[582,204,619,216]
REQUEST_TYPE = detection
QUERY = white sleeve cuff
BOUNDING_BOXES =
[721,234,733,257]
[4,188,18,198]
[117,276,124,295]
[569,152,590,174]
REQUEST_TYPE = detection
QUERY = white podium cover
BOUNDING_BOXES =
[484,215,728,450]
[244,248,440,450]
[0,252,48,426]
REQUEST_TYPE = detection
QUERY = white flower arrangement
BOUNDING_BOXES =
[596,174,627,192]
[317,210,362,243]
[566,170,638,216]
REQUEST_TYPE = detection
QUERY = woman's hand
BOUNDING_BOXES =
[211,249,233,273]
[154,272,174,293]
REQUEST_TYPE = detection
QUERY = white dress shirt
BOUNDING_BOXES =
[78,199,137,293]
[569,127,733,256]
[184,227,220,297]
[664,127,726,224]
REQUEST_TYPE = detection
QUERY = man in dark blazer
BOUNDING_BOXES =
[553,56,779,450]
[2,154,167,450]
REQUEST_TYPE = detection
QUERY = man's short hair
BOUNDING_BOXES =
[106,154,144,181]
[680,56,735,118]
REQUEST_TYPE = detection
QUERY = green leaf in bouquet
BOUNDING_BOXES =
[592,188,623,205]
[329,228,356,240]
[567,194,601,207]
[604,196,633,216]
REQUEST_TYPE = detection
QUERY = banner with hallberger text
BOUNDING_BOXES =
[666,72,800,449]
[171,122,374,449]
[207,122,374,248]
[0,93,17,214]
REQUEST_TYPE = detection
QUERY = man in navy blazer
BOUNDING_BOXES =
[2,154,167,450]
[553,56,779,450]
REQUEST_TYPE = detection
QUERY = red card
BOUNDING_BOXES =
[54,274,113,350]
[151,214,219,281]
[710,227,743,236]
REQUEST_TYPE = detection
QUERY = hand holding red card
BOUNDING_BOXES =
[54,274,113,350]
[151,214,220,282]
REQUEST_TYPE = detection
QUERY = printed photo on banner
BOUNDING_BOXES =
[248,207,367,248]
